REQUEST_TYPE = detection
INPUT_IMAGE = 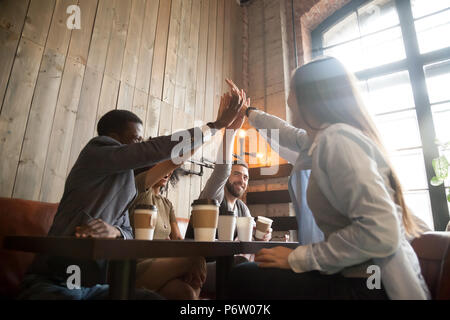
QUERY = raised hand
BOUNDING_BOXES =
[217,93,232,122]
[217,93,246,131]
[213,90,245,130]
[225,79,250,115]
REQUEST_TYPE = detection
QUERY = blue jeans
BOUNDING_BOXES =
[17,274,163,300]
[227,262,388,300]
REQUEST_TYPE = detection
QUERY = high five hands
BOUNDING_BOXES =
[212,83,247,130]
[225,78,250,115]
[217,92,246,131]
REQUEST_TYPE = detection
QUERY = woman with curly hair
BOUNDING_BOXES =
[129,159,206,300]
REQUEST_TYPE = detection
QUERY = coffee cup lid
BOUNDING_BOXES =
[191,199,219,206]
[257,216,273,224]
[135,204,157,211]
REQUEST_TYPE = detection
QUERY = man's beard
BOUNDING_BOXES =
[225,180,245,198]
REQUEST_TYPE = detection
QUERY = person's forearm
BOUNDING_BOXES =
[89,126,217,175]
[170,221,183,240]
[248,109,311,155]
[218,130,236,165]
[144,160,180,190]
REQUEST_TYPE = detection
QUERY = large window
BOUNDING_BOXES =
[312,0,450,230]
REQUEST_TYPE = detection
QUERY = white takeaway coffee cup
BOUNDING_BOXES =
[218,212,237,241]
[134,204,158,240]
[236,216,254,241]
[191,199,220,241]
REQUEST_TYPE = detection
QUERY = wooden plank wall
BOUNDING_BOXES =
[0,0,244,220]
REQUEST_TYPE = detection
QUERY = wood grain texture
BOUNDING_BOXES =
[21,0,55,46]
[162,0,182,106]
[121,0,146,87]
[104,0,131,81]
[0,38,44,197]
[40,57,85,202]
[201,0,217,190]
[14,0,76,200]
[117,81,134,111]
[145,95,161,139]
[67,0,115,172]
[184,0,200,115]
[213,0,224,118]
[40,0,98,202]
[173,0,192,111]
[0,0,30,110]
[96,74,119,123]
[135,0,159,94]
[67,0,99,65]
[13,49,66,200]
[149,0,171,99]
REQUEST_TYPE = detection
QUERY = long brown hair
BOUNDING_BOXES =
[292,56,418,237]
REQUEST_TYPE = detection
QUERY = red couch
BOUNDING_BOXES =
[1,197,449,299]
[0,197,58,298]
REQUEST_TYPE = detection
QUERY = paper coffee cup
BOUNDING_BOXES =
[191,199,219,241]
[236,216,254,241]
[255,216,273,240]
[218,215,237,241]
[134,204,158,240]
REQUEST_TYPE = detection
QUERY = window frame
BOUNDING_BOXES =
[311,0,450,231]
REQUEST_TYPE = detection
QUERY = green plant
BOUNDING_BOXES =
[430,141,450,202]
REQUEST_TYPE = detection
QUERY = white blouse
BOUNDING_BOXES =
[249,110,430,300]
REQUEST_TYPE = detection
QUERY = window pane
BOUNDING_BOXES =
[415,10,450,54]
[361,27,406,69]
[358,0,399,35]
[323,13,359,48]
[404,191,435,230]
[375,110,422,151]
[432,103,450,143]
[390,149,428,190]
[324,39,364,72]
[411,0,450,19]
[364,71,415,115]
[424,60,450,104]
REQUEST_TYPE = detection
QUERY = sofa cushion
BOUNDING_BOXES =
[411,231,450,300]
[0,198,58,298]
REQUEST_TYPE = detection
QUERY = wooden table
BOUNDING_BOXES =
[3,236,298,300]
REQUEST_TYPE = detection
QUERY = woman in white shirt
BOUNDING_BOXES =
[226,57,430,300]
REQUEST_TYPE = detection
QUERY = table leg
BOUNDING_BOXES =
[216,256,234,300]
[108,260,136,300]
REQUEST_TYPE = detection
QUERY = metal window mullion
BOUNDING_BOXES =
[396,0,450,230]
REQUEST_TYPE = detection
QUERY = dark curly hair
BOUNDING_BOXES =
[134,164,183,194]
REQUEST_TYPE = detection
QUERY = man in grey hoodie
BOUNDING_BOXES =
[19,94,244,300]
